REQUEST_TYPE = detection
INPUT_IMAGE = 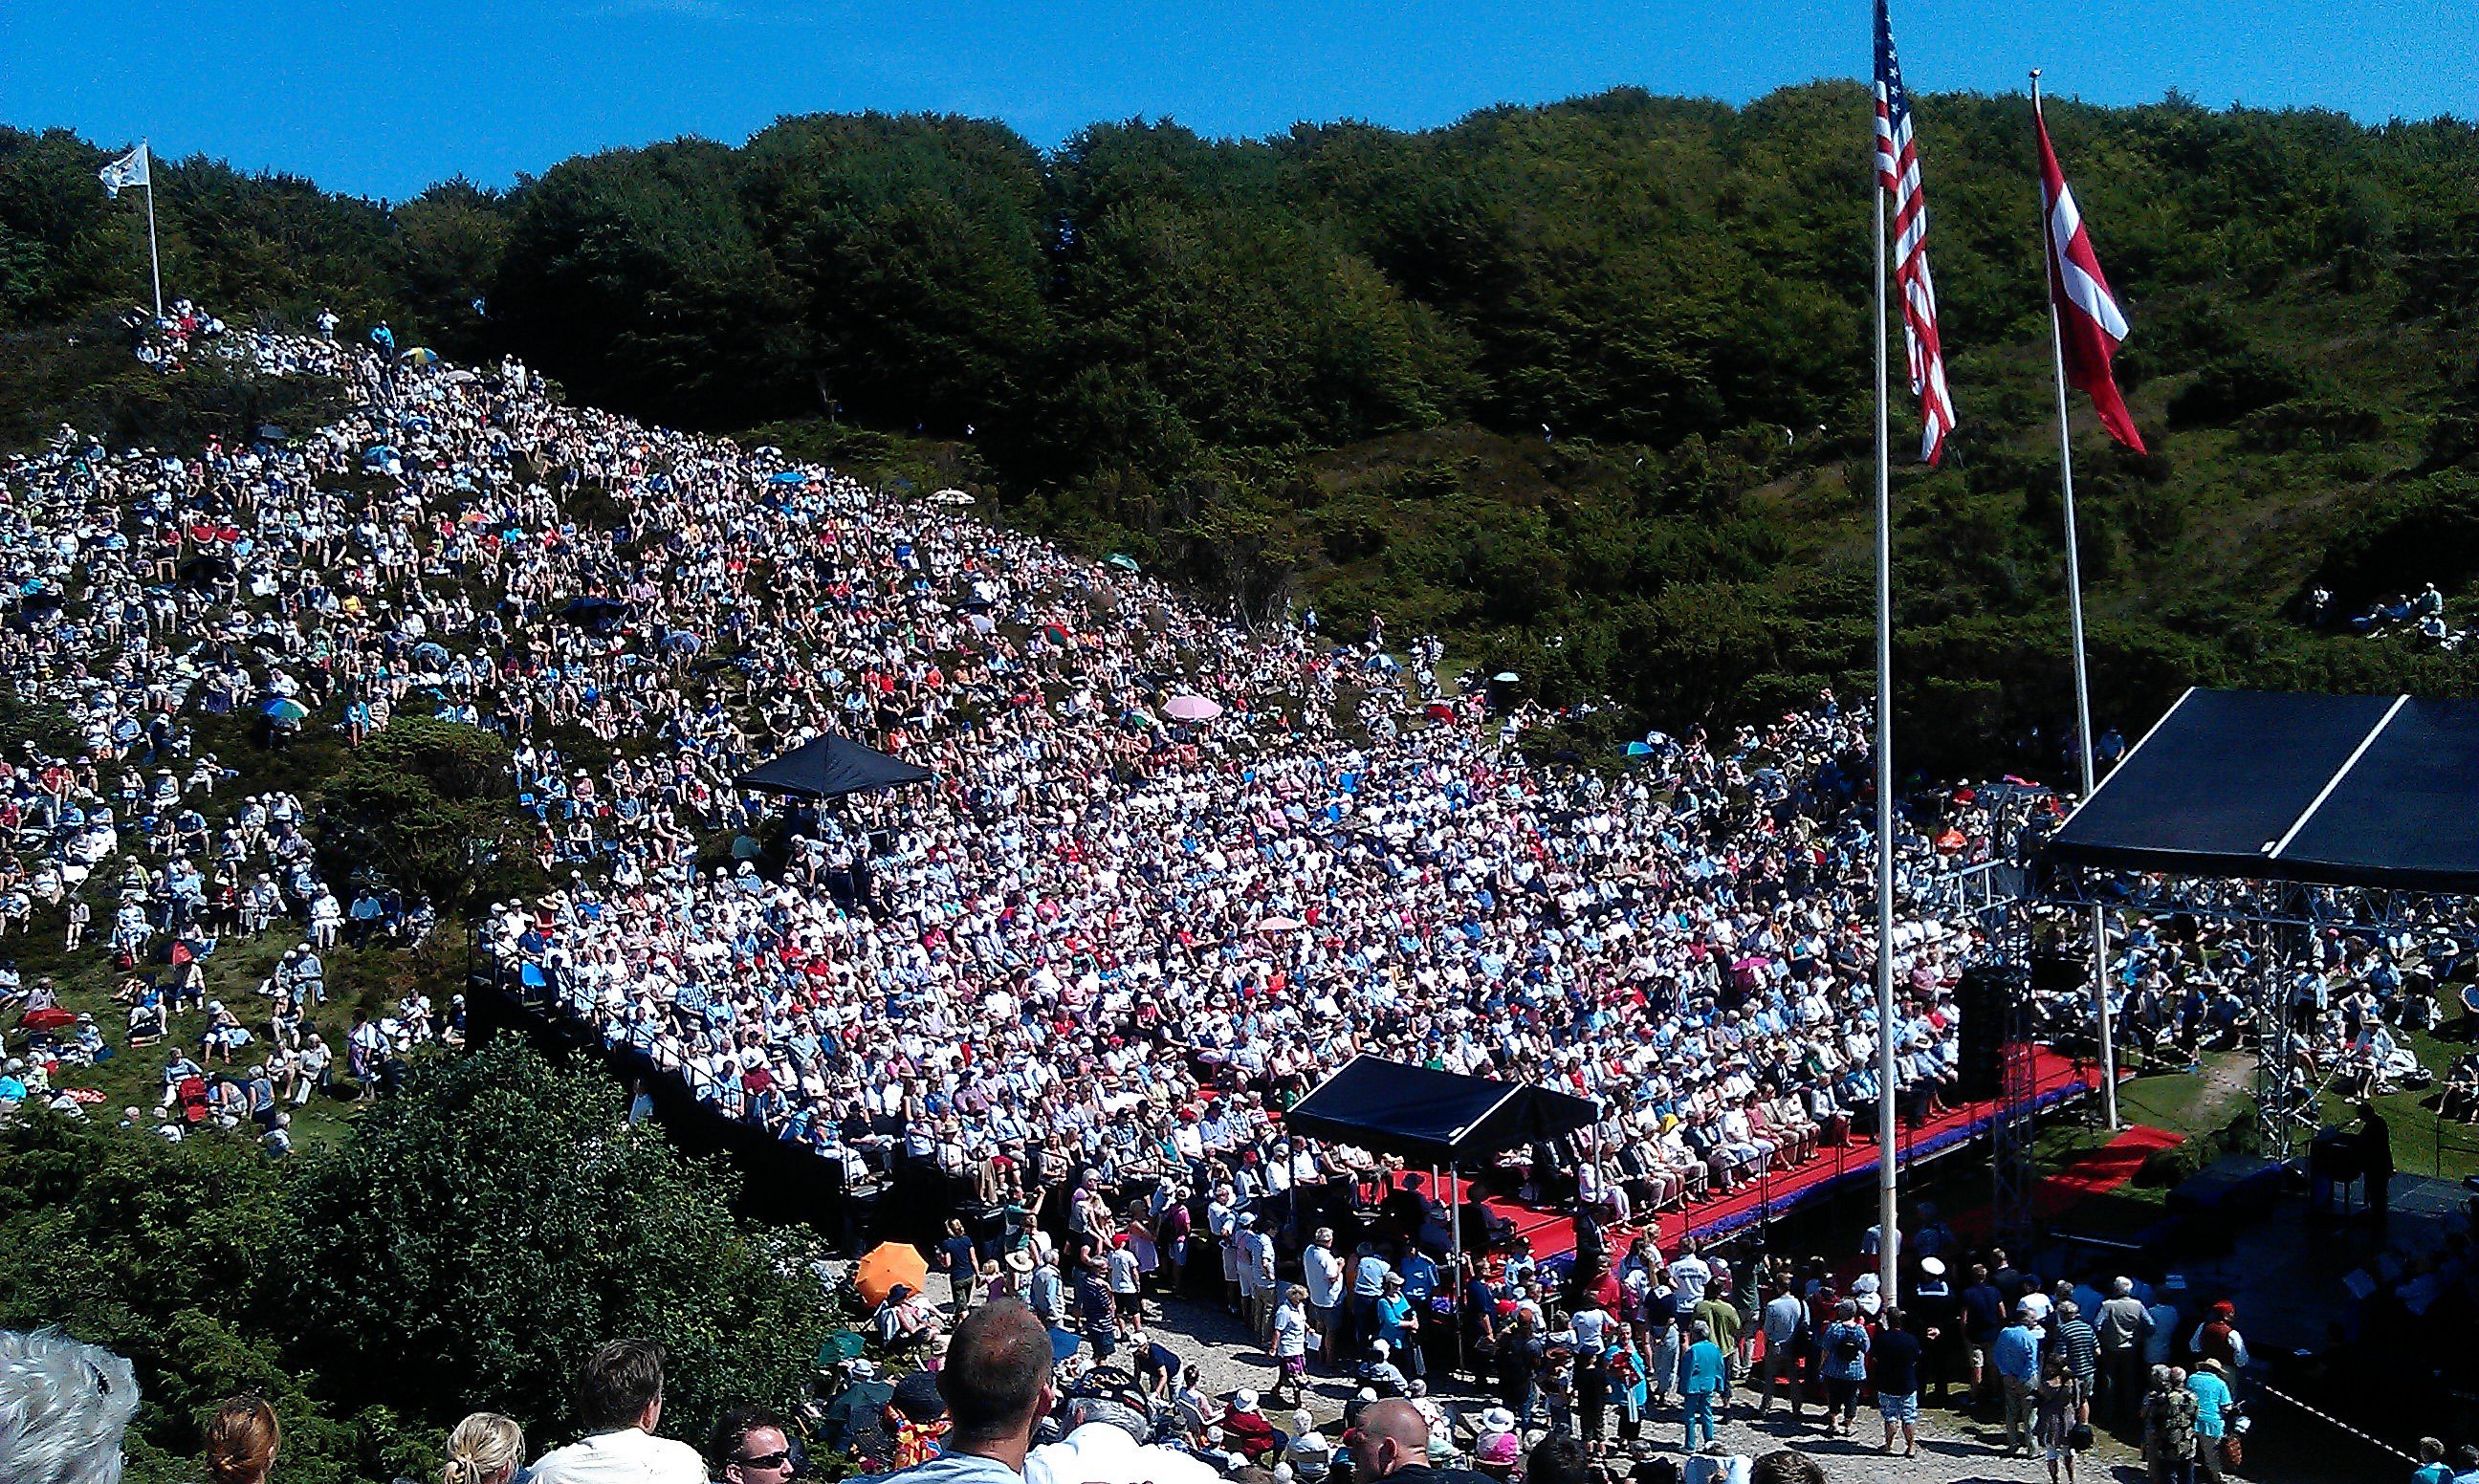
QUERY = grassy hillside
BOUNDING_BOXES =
[8,92,2479,775]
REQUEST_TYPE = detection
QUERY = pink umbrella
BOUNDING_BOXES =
[1164,694,1222,722]
[1256,916,1304,932]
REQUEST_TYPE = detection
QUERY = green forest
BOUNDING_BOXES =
[6,87,2479,775]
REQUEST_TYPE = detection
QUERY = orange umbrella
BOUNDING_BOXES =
[853,1241,931,1306]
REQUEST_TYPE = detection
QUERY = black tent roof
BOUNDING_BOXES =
[735,733,933,801]
[1283,1055,1600,1163]
[2048,687,2479,891]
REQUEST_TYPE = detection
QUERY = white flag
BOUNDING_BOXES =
[99,142,150,198]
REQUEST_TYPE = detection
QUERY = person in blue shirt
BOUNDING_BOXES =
[1992,1305,2046,1457]
[1817,1298,1871,1437]
[2186,1359,2234,1480]
[2412,1435,2450,1484]
[1679,1319,1726,1451]
[873,1299,1054,1484]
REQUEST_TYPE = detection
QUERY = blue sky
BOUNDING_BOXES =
[3,0,2470,201]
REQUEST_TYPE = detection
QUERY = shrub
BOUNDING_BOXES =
[2243,397,2385,452]
[316,717,523,905]
[2167,354,2314,427]
[279,1043,838,1456]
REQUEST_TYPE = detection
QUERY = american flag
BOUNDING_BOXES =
[1874,0,1956,465]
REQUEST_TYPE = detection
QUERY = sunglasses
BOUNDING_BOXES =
[734,1451,793,1472]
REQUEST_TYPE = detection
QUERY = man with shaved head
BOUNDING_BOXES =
[890,1298,1056,1484]
[1344,1400,1493,1484]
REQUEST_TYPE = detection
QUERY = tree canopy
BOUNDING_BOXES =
[0,1043,838,1484]
[6,90,2479,774]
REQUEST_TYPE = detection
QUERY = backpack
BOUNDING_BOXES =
[1832,1325,1864,1364]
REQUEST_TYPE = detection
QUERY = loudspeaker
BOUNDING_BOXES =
[1956,962,2029,1100]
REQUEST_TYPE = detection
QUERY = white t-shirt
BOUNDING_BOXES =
[1027,1424,1221,1484]
[527,1427,707,1484]
[1669,1255,1712,1305]
[1305,1245,1345,1308]
[1274,1302,1311,1358]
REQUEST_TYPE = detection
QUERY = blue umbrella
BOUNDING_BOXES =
[1625,740,1655,757]
[768,470,809,486]
[262,697,309,723]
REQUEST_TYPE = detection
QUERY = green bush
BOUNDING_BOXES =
[2167,353,2314,427]
[281,1043,838,1456]
[317,717,524,905]
[2243,397,2385,452]
[0,1043,840,1484]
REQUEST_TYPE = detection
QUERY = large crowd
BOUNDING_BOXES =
[3,315,2477,1484]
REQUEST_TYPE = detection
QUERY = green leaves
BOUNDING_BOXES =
[0,1045,838,1484]
[317,717,522,905]
[280,1043,835,1455]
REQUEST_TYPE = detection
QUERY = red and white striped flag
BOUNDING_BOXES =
[2035,104,2146,452]
[1875,0,1955,465]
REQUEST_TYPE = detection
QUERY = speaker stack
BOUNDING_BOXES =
[1956,961,2029,1100]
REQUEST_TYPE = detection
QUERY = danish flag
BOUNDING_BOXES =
[2036,103,2146,452]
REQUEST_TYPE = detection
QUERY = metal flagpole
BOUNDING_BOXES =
[141,142,163,319]
[1873,139,1902,1309]
[1448,1167,1464,1373]
[2032,72,2120,1130]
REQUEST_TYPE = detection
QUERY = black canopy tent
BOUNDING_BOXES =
[2048,687,2479,891]
[1285,1055,1601,1297]
[1285,1054,1601,1162]
[735,732,933,801]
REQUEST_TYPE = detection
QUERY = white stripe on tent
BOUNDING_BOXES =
[2051,685,2198,837]
[1454,1081,1527,1144]
[2269,693,2410,860]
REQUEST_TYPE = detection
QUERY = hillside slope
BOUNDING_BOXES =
[8,91,2479,775]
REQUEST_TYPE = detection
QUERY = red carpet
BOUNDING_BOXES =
[1434,1047,2102,1261]
[1945,1121,2181,1243]
[2034,1124,2183,1216]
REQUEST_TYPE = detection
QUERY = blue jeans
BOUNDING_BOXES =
[1683,1391,1716,1450]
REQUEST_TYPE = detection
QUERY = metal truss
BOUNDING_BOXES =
[2037,865,2478,1163]
[1968,913,2044,1249]
[2038,863,2455,938]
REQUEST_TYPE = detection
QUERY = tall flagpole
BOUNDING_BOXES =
[141,142,163,319]
[2032,73,2120,1129]
[1873,125,1901,1308]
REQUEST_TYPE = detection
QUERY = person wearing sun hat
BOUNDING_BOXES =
[2185,1359,2235,1482]
[1219,1390,1279,1464]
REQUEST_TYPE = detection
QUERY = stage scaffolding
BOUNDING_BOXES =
[2039,865,2471,1163]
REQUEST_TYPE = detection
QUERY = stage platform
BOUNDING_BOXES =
[1444,1046,2101,1260]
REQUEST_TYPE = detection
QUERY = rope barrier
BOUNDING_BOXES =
[2251,1380,2420,1465]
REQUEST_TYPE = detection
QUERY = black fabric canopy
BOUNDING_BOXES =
[735,733,933,801]
[2048,687,2479,891]
[1283,1055,1600,1163]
